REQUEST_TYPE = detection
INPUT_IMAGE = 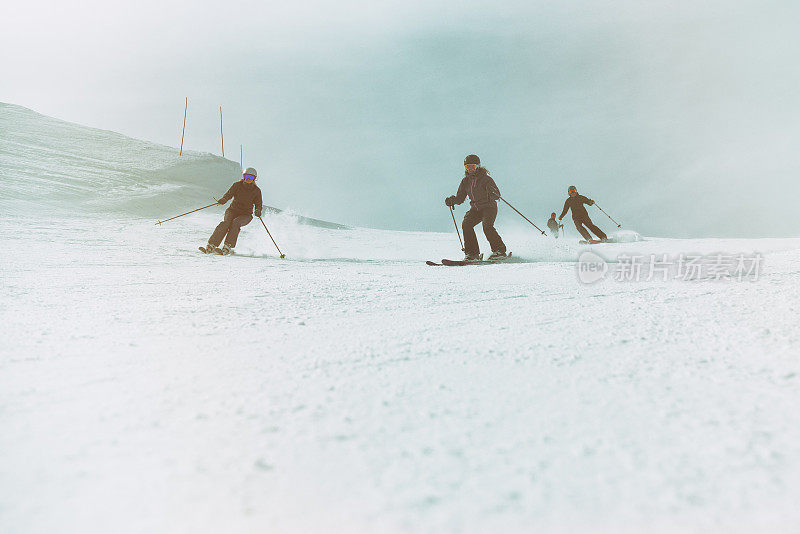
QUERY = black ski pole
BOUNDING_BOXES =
[497,196,546,235]
[449,205,465,251]
[155,202,218,225]
[594,203,622,228]
[257,216,286,258]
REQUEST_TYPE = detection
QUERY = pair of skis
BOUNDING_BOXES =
[198,246,232,256]
[578,239,618,244]
[426,252,512,266]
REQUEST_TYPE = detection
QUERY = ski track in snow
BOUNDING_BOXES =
[2,103,800,533]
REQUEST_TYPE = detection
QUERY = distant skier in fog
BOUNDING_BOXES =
[445,154,508,261]
[547,212,562,238]
[558,186,607,242]
[201,167,262,255]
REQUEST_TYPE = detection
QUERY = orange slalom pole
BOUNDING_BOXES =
[179,97,187,156]
[219,106,224,157]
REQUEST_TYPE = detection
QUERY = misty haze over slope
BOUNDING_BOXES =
[2,1,798,237]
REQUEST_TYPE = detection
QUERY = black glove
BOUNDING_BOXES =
[445,196,456,207]
[254,210,261,217]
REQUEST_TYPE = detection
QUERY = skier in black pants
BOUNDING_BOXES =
[445,154,507,261]
[547,212,562,238]
[558,185,607,242]
[202,167,263,255]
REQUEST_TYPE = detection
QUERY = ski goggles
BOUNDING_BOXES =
[243,173,256,181]
[464,163,478,170]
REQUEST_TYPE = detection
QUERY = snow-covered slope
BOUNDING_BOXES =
[0,102,347,228]
[0,102,234,216]
[2,104,800,534]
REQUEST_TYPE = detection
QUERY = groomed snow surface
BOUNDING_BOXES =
[2,103,800,533]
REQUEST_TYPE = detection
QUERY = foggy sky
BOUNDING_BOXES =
[2,0,799,236]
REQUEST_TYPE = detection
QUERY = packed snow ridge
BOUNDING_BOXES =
[0,102,346,229]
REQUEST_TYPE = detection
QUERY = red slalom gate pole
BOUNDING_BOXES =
[219,106,224,157]
[179,97,187,156]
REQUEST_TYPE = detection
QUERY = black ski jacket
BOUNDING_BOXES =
[547,218,560,232]
[219,181,263,216]
[452,169,501,210]
[560,194,594,220]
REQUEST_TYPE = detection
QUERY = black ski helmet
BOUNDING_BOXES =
[464,154,480,166]
[568,185,577,193]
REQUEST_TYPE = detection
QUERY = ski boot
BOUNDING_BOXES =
[218,244,233,256]
[487,251,507,261]
[463,253,482,262]
[200,243,217,254]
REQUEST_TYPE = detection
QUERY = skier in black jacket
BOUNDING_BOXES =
[445,154,507,260]
[558,185,607,242]
[202,167,263,254]
[547,212,562,238]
